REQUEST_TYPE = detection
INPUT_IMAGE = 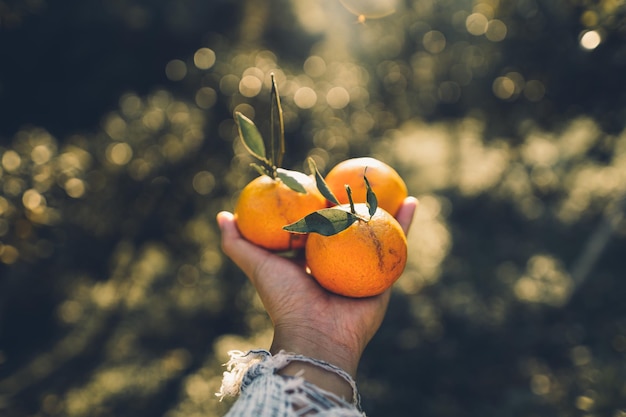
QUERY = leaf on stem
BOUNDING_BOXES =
[276,168,307,194]
[235,112,272,168]
[270,74,286,169]
[364,171,378,217]
[283,208,362,236]
[307,157,340,206]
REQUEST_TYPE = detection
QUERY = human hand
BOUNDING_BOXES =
[216,196,418,396]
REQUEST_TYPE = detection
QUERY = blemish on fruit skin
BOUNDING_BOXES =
[367,226,385,272]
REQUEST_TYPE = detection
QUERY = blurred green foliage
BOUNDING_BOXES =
[1,0,626,416]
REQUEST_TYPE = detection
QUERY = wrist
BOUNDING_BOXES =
[270,325,361,377]
[276,360,355,402]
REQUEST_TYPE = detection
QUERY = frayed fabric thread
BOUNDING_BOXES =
[216,349,365,416]
[216,349,268,399]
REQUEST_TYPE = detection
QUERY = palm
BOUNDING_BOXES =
[252,250,390,354]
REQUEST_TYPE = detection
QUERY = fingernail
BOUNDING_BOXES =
[216,212,227,230]
[216,211,233,230]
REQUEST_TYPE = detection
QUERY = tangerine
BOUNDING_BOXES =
[324,157,408,217]
[304,203,408,298]
[234,169,326,251]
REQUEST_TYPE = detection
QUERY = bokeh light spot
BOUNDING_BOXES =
[200,249,222,274]
[350,110,375,134]
[575,395,594,411]
[119,93,143,118]
[219,74,240,96]
[514,254,573,306]
[31,145,53,165]
[303,55,326,78]
[65,178,86,198]
[192,171,216,195]
[58,300,84,324]
[530,374,551,395]
[103,114,127,140]
[580,30,602,50]
[195,87,217,109]
[473,2,494,19]
[23,189,45,210]
[185,374,212,403]
[239,75,263,97]
[423,30,446,54]
[466,13,489,36]
[142,109,165,131]
[193,47,216,70]
[3,177,25,197]
[486,19,507,41]
[524,80,546,102]
[580,10,598,27]
[570,345,592,366]
[106,142,133,166]
[0,244,19,264]
[294,87,317,109]
[2,150,21,172]
[233,103,255,120]
[177,264,199,287]
[0,197,9,216]
[165,59,187,81]
[326,86,350,109]
[493,76,516,100]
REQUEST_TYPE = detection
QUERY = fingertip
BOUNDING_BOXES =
[405,196,419,209]
[404,195,419,206]
[216,211,234,229]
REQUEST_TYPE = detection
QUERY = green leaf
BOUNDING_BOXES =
[276,168,306,194]
[307,157,340,205]
[283,208,361,236]
[235,112,271,165]
[364,173,378,217]
[270,74,286,169]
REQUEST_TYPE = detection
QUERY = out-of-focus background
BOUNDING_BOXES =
[1,0,625,416]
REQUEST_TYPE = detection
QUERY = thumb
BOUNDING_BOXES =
[216,211,239,243]
[216,211,272,281]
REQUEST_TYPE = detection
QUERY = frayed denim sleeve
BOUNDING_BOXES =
[217,350,366,417]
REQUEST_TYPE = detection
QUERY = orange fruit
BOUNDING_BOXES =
[324,157,408,217]
[305,203,408,298]
[234,170,326,251]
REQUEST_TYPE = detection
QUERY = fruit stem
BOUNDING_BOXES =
[345,184,356,214]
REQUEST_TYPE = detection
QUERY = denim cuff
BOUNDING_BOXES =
[217,349,365,416]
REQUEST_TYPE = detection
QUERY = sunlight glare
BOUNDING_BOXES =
[338,0,399,19]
